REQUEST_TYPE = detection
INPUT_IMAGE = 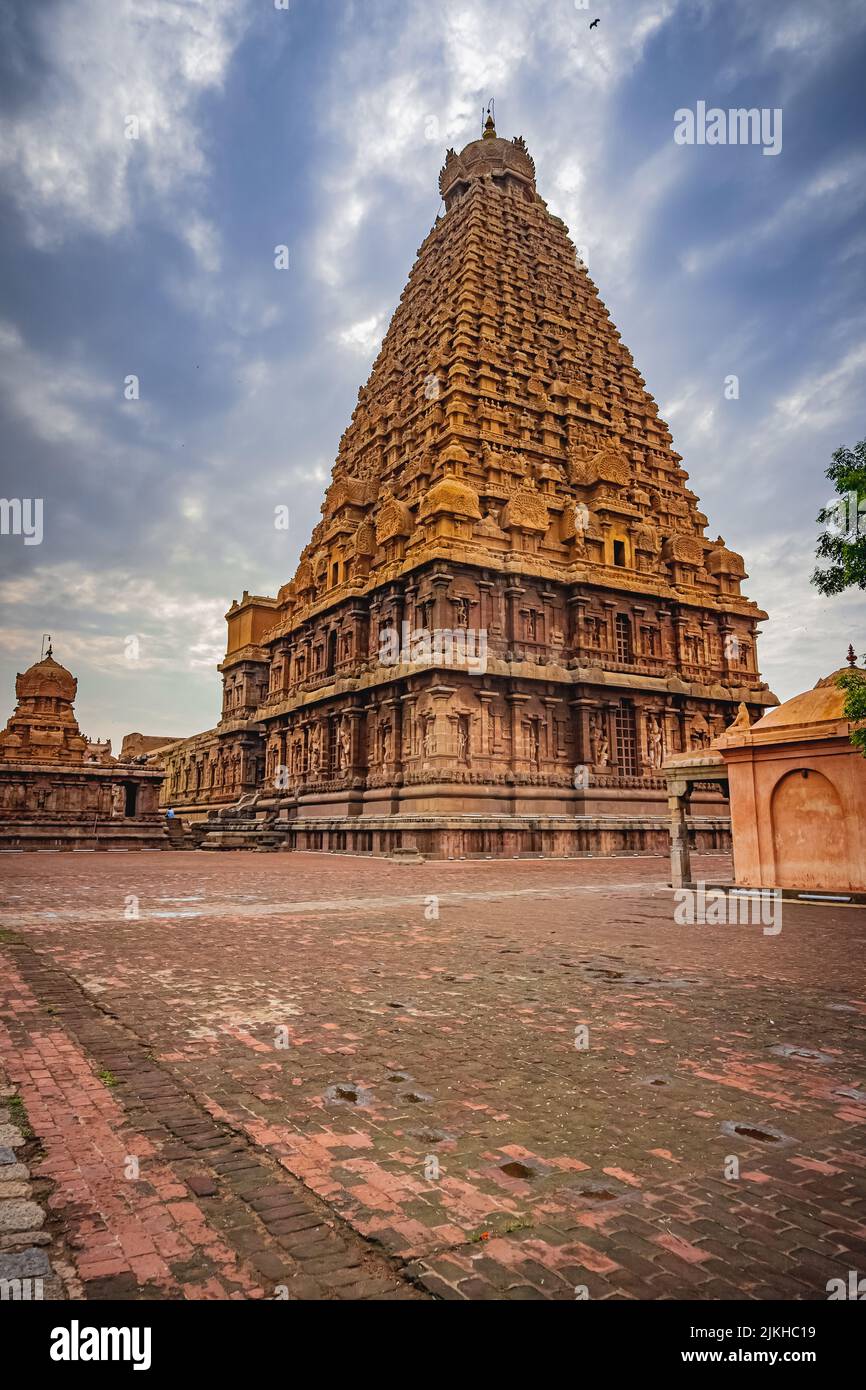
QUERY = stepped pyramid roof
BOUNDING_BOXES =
[260,118,767,643]
[0,646,91,764]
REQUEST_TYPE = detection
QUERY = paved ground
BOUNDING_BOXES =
[0,849,864,1301]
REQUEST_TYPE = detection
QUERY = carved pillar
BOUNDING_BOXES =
[571,697,593,767]
[347,708,366,776]
[668,779,692,888]
[638,704,650,774]
[477,691,494,763]
[507,692,529,773]
[568,596,586,658]
[368,600,381,659]
[365,699,378,767]
[602,600,616,657]
[542,696,561,764]
[477,579,494,635]
[403,581,417,634]
[386,696,402,771]
[505,584,524,651]
[605,701,619,773]
[673,613,687,671]
[430,574,452,630]
[419,685,455,767]
[401,693,418,759]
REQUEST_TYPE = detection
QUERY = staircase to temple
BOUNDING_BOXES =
[161,817,213,850]
[200,813,287,852]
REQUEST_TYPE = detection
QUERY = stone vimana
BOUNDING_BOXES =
[162,115,777,857]
[0,646,166,849]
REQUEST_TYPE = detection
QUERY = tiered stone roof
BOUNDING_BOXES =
[260,116,764,642]
[0,650,92,764]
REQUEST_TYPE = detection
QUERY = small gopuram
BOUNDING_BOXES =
[664,650,866,895]
[0,643,166,850]
[166,117,777,858]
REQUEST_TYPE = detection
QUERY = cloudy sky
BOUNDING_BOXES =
[0,0,864,748]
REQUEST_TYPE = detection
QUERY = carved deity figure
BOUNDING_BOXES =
[589,713,610,768]
[111,784,125,818]
[378,721,392,764]
[589,714,600,765]
[456,715,470,763]
[645,714,664,769]
[338,719,351,771]
[689,716,711,751]
[527,720,540,765]
[309,725,321,774]
[454,597,470,628]
[422,715,436,757]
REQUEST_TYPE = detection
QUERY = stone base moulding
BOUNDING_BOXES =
[200,811,731,860]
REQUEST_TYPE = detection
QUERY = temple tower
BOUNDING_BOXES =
[170,120,777,855]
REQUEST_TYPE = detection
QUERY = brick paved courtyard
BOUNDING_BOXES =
[1,850,865,1301]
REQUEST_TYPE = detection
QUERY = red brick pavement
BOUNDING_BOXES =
[1,850,865,1300]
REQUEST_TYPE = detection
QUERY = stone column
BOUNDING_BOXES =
[430,685,456,757]
[365,699,378,767]
[602,600,616,657]
[568,596,586,658]
[505,584,524,652]
[667,778,692,888]
[477,579,494,634]
[477,691,494,762]
[507,692,529,774]
[401,693,418,760]
[386,696,402,772]
[347,709,366,776]
[368,601,381,659]
[542,696,561,764]
[403,582,417,634]
[570,697,592,768]
[430,574,452,631]
[605,701,619,773]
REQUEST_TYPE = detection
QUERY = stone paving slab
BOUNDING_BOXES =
[1,850,865,1300]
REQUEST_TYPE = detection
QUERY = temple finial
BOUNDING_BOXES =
[483,98,496,139]
[846,642,857,667]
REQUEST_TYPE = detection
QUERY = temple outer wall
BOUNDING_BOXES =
[0,763,167,850]
[723,733,866,892]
